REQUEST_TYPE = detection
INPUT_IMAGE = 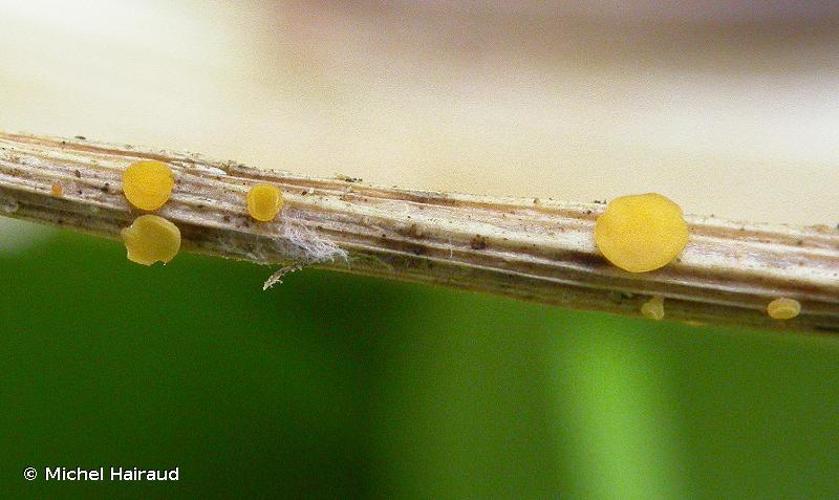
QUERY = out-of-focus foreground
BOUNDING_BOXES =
[1,1,837,224]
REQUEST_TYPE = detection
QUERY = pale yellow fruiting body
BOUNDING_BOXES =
[122,160,174,211]
[594,193,689,273]
[121,215,181,266]
[641,296,665,321]
[246,184,283,222]
[51,181,63,197]
[766,297,801,320]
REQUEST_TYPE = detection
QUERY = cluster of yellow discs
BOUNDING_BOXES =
[119,160,283,266]
[594,193,800,321]
[115,168,798,321]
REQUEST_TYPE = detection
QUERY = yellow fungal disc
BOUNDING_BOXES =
[120,215,181,266]
[51,181,63,197]
[594,193,689,273]
[640,296,665,321]
[767,297,801,320]
[122,160,175,211]
[246,183,283,222]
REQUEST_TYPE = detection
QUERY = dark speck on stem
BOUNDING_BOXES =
[470,235,488,250]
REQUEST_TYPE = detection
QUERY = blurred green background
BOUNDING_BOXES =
[1,221,837,499]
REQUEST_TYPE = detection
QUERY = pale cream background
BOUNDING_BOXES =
[1,1,837,226]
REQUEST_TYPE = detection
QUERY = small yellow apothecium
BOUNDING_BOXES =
[122,160,175,211]
[641,296,665,321]
[246,184,283,222]
[121,215,181,265]
[594,193,689,273]
[766,297,801,320]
